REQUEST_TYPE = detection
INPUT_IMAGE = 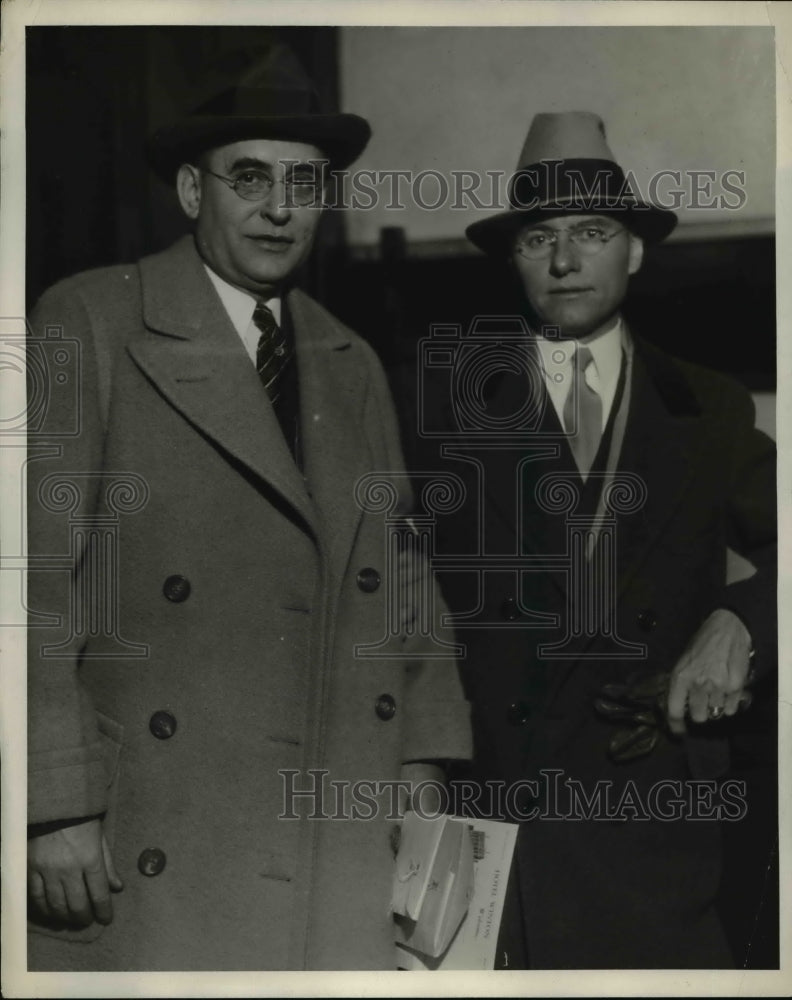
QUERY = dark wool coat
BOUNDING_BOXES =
[427,332,776,969]
[27,236,471,971]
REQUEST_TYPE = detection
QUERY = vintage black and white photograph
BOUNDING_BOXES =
[1,1,789,995]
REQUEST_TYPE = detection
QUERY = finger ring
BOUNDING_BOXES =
[708,705,724,720]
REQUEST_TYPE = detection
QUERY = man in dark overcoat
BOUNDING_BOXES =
[430,111,776,968]
[26,47,471,971]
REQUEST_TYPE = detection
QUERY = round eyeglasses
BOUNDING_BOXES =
[515,223,627,260]
[202,167,323,207]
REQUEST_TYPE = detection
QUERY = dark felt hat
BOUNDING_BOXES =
[466,111,677,255]
[147,44,371,183]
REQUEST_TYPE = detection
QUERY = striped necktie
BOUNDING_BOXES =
[563,344,602,480]
[253,301,293,406]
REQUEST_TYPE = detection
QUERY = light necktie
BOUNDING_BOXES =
[253,301,293,406]
[563,344,602,480]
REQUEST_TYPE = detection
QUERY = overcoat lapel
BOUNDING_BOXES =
[127,236,317,535]
[463,330,707,614]
[472,345,565,557]
[287,288,370,580]
[523,330,708,617]
[611,335,706,601]
[541,333,707,707]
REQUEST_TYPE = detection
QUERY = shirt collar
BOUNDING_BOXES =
[535,317,623,379]
[584,318,624,381]
[203,264,282,337]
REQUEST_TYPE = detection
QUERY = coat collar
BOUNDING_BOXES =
[127,236,361,549]
[137,235,350,351]
[286,287,369,575]
[630,334,702,418]
[611,332,706,596]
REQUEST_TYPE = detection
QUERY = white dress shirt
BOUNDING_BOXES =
[204,264,282,365]
[534,318,625,433]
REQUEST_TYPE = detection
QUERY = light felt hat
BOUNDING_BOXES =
[466,111,677,255]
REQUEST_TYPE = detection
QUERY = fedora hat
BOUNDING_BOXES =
[147,44,371,184]
[466,111,677,254]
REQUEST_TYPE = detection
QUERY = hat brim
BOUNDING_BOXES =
[466,198,678,255]
[147,113,371,184]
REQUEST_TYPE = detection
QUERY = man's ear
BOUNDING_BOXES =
[627,234,644,275]
[176,164,202,220]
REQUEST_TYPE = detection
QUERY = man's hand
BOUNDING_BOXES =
[28,816,123,927]
[666,608,754,736]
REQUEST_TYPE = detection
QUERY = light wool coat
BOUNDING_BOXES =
[27,235,471,971]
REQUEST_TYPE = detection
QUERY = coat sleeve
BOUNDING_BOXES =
[359,340,472,764]
[27,279,114,825]
[717,385,777,678]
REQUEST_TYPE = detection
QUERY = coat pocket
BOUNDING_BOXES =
[28,712,124,946]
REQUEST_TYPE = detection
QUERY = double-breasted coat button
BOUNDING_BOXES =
[163,575,191,603]
[501,597,519,621]
[149,711,177,740]
[375,693,397,721]
[637,609,657,632]
[357,567,381,593]
[138,847,167,877]
[507,701,531,726]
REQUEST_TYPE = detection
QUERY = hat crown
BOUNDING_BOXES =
[464,109,678,253]
[195,44,323,118]
[517,111,616,169]
[236,43,311,91]
[147,42,371,181]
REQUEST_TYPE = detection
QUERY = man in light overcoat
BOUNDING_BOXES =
[26,46,471,971]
